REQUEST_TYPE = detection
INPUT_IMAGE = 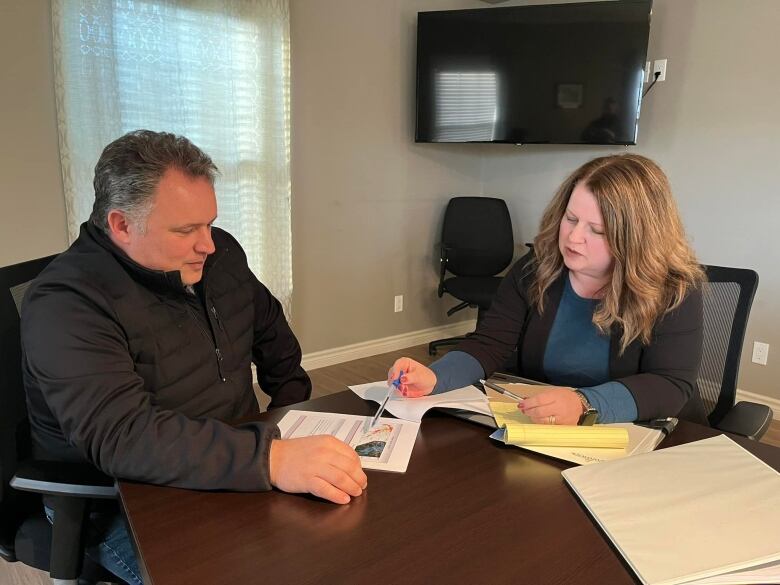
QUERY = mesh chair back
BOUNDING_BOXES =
[698,265,758,426]
[0,255,57,550]
[441,197,514,277]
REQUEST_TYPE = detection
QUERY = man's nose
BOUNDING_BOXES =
[195,227,216,255]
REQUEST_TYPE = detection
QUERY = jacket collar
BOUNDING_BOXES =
[82,222,222,296]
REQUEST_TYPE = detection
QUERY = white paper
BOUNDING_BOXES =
[276,410,420,473]
[690,559,780,584]
[349,381,491,423]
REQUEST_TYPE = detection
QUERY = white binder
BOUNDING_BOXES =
[562,434,780,585]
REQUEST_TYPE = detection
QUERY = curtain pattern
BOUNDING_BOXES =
[51,0,293,311]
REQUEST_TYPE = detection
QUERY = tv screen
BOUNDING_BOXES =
[415,1,652,145]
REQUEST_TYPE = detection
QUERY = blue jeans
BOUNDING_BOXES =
[44,505,143,585]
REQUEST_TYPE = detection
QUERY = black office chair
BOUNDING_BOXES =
[429,197,514,355]
[0,255,122,585]
[698,264,773,440]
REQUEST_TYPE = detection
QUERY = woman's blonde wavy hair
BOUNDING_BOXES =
[531,154,704,353]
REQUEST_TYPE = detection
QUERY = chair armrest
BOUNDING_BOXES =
[11,460,117,499]
[714,401,774,441]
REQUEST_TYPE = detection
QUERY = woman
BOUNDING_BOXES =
[389,154,706,425]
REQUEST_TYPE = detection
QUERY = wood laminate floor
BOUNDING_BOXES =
[4,343,779,585]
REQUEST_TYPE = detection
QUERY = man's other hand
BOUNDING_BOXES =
[269,436,368,504]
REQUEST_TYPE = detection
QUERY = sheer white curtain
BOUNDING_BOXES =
[51,0,293,311]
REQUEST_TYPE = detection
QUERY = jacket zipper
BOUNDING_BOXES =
[210,305,225,332]
[183,303,225,381]
[200,253,227,383]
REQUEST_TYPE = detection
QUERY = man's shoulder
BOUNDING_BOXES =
[211,226,239,248]
[204,228,279,308]
[210,227,249,266]
[207,227,253,277]
[24,233,127,313]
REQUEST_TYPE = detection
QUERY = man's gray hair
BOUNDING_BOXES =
[90,130,219,233]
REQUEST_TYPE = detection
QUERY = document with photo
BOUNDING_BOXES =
[277,410,420,473]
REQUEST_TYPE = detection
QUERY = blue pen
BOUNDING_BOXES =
[369,370,403,429]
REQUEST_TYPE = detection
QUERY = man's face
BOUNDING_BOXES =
[117,167,218,285]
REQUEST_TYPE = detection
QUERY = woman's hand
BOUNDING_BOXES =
[519,387,584,425]
[387,357,436,398]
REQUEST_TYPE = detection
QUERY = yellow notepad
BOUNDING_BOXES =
[490,401,628,449]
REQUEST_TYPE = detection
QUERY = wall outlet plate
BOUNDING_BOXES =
[752,341,769,366]
[653,58,667,82]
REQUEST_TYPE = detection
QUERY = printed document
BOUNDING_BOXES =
[277,410,420,473]
[349,381,491,422]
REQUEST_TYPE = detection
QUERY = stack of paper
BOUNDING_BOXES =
[490,422,664,465]
[562,435,780,584]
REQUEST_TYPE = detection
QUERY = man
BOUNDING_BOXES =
[22,130,367,583]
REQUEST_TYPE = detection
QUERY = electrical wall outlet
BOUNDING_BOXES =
[653,58,667,82]
[752,341,769,366]
[394,295,403,313]
[645,61,651,83]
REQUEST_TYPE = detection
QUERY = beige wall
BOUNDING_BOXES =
[291,0,780,401]
[0,1,67,266]
[4,1,779,401]
[643,0,780,401]
[290,0,489,350]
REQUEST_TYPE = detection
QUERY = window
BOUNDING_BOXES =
[52,0,293,310]
[434,71,498,142]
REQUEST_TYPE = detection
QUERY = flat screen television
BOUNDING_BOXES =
[415,0,652,145]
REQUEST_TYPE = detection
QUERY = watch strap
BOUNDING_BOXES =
[574,390,599,426]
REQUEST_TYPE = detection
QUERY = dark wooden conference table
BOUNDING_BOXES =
[118,391,780,585]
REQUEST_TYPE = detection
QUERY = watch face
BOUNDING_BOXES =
[579,410,599,426]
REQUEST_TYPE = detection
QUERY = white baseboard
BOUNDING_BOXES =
[736,388,780,420]
[302,320,477,371]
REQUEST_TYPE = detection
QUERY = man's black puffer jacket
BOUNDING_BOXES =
[21,222,310,491]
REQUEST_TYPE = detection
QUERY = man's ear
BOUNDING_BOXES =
[106,210,133,245]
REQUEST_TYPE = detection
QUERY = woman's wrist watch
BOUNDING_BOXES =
[574,390,599,426]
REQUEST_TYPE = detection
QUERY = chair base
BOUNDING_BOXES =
[428,336,467,356]
[14,509,124,585]
[430,303,494,356]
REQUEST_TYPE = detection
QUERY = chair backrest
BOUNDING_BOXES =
[441,196,514,277]
[0,254,57,553]
[698,264,758,427]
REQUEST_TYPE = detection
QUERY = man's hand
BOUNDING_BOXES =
[519,386,583,425]
[269,436,368,504]
[388,357,436,398]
